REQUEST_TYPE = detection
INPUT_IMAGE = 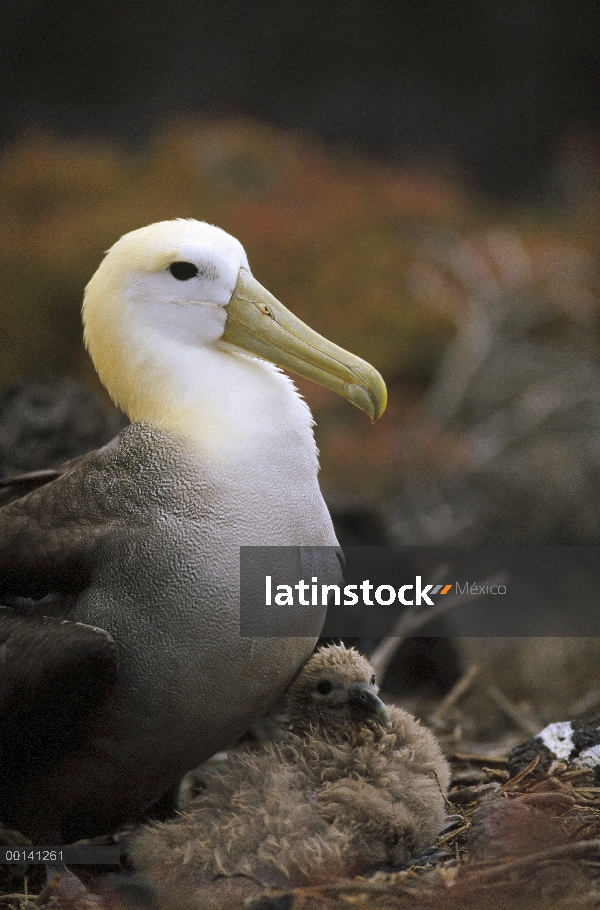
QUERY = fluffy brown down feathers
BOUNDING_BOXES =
[129,645,450,888]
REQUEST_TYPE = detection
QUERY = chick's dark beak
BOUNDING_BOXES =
[347,682,392,729]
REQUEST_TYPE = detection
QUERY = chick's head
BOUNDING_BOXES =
[286,644,391,734]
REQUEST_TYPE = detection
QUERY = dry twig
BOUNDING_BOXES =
[486,685,541,737]
[431,665,480,724]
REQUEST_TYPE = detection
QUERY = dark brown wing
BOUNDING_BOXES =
[0,606,118,797]
[0,448,117,601]
[0,454,90,508]
[0,424,164,606]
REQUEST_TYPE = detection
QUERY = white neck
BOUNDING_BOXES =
[104,331,318,469]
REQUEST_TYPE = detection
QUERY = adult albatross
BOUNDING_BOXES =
[0,219,386,845]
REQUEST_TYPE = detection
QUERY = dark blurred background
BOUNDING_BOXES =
[1,0,598,200]
[2,0,600,719]
[2,0,600,545]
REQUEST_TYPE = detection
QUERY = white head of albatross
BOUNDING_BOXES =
[82,219,386,460]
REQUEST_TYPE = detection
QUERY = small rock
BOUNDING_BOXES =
[508,717,600,778]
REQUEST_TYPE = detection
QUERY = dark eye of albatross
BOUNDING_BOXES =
[371,674,376,685]
[168,262,199,280]
[316,680,333,695]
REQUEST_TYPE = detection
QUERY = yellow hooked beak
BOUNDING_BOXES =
[221,269,387,420]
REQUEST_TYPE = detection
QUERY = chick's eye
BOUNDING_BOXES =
[371,674,376,686]
[316,680,333,695]
[169,262,199,280]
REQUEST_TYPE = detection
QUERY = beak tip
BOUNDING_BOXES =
[347,370,387,421]
[372,399,387,422]
[381,709,393,731]
[368,372,387,422]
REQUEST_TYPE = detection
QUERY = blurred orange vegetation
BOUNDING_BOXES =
[0,118,597,497]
